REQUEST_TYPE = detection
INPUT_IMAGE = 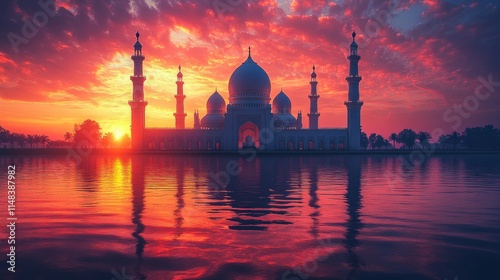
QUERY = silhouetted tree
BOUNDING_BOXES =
[417,131,431,148]
[462,125,500,150]
[101,132,115,148]
[26,134,33,148]
[360,132,369,150]
[64,132,73,143]
[120,134,131,149]
[438,134,449,149]
[73,119,102,148]
[12,133,26,148]
[448,131,462,149]
[384,139,392,149]
[0,126,9,148]
[368,133,377,150]
[48,140,66,148]
[397,129,417,149]
[375,134,385,149]
[33,134,41,148]
[40,135,49,148]
[389,133,398,149]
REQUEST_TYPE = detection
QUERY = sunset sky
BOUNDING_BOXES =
[1,0,499,140]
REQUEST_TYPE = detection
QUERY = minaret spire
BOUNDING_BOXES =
[345,30,363,150]
[308,65,320,129]
[129,31,148,150]
[174,65,187,129]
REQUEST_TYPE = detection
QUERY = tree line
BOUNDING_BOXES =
[361,125,500,150]
[63,119,130,149]
[0,119,130,149]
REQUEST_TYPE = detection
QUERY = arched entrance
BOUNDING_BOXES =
[238,122,260,149]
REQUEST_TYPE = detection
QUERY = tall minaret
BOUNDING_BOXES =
[308,65,320,129]
[345,31,364,151]
[174,65,187,129]
[129,31,148,150]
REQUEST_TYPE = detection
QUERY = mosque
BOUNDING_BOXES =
[128,31,363,151]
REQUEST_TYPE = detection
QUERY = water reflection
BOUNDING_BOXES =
[3,154,500,280]
[344,156,363,279]
[131,156,147,280]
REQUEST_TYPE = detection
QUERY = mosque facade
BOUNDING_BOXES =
[128,31,363,151]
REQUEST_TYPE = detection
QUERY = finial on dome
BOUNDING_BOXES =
[136,31,140,41]
[178,65,181,72]
[215,87,218,92]
[248,46,251,57]
[352,30,356,41]
[312,65,316,72]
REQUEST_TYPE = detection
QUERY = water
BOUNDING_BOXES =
[1,154,500,280]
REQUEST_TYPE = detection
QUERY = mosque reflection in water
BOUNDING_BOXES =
[128,154,363,278]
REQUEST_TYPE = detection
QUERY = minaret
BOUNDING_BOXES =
[174,65,187,129]
[129,31,148,150]
[297,110,303,129]
[308,65,320,129]
[344,31,364,151]
[194,110,201,129]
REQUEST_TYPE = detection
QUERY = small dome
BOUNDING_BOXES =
[206,90,226,114]
[228,49,271,107]
[274,114,297,128]
[201,114,225,129]
[201,90,226,129]
[272,90,292,114]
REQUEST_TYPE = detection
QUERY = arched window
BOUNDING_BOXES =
[308,140,314,150]
[279,140,285,150]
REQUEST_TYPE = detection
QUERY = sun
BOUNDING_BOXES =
[113,129,124,140]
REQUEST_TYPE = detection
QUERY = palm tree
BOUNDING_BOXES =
[417,131,431,148]
[389,133,398,149]
[375,134,385,149]
[40,135,49,148]
[360,132,369,150]
[368,133,377,150]
[27,134,35,148]
[64,132,73,143]
[13,133,26,148]
[120,134,131,149]
[398,129,417,149]
[438,134,449,149]
[33,134,41,148]
[101,132,115,148]
[448,131,461,149]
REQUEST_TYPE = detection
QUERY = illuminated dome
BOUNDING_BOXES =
[201,90,225,129]
[272,89,296,128]
[206,90,226,114]
[228,48,271,107]
[272,89,291,114]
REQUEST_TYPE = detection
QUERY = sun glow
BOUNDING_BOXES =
[113,129,124,140]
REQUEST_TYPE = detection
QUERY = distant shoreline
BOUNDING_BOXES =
[1,148,500,156]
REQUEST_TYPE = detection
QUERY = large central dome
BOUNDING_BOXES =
[228,49,271,107]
